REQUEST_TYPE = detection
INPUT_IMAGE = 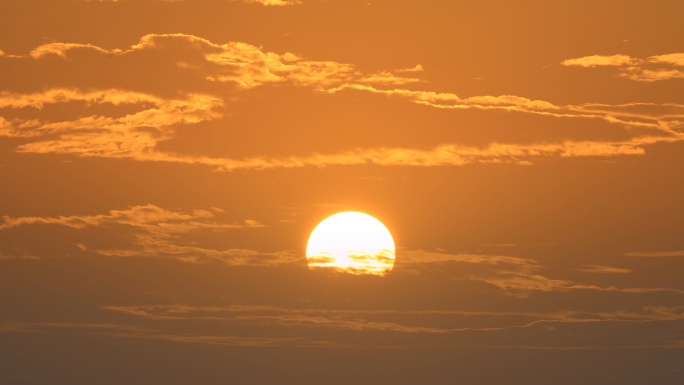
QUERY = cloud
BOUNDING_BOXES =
[395,64,424,73]
[561,54,637,67]
[0,88,172,111]
[0,89,222,142]
[577,265,632,274]
[624,250,684,257]
[561,52,684,82]
[0,205,293,265]
[0,88,224,169]
[398,250,683,297]
[3,87,676,170]
[103,304,684,322]
[328,83,683,130]
[5,312,684,350]
[29,43,120,59]
[13,132,663,171]
[1,322,317,348]
[94,304,684,351]
[2,34,683,170]
[620,69,684,82]
[23,33,418,89]
[0,204,250,231]
[398,250,535,268]
[202,40,419,88]
[241,0,302,6]
[84,0,302,5]
[482,273,604,295]
[5,303,684,349]
[308,249,395,276]
[649,53,684,66]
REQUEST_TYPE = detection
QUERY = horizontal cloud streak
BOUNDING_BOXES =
[577,265,633,274]
[0,204,256,231]
[625,250,684,257]
[398,250,683,297]
[90,304,684,350]
[561,54,637,67]
[84,0,302,5]
[0,205,284,265]
[562,52,684,82]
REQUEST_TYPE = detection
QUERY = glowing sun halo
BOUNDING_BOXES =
[306,212,395,275]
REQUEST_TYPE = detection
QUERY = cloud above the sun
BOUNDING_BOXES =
[1,34,683,171]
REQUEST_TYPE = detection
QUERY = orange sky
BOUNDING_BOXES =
[1,1,684,384]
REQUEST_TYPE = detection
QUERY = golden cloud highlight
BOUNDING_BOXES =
[1,34,683,170]
[562,52,684,82]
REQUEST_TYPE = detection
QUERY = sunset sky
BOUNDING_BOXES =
[1,1,684,383]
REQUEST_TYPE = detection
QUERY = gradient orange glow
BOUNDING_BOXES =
[1,1,684,384]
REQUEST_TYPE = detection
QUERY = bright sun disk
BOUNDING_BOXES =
[306,212,395,275]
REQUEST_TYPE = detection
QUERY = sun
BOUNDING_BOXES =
[306,212,395,275]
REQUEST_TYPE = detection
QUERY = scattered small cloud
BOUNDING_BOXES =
[561,52,684,82]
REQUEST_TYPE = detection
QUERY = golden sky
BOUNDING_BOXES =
[1,1,684,383]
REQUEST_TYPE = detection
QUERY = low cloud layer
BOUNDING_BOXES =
[5,303,684,349]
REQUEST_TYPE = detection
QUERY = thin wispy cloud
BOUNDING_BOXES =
[0,204,253,231]
[4,303,684,350]
[0,205,285,265]
[91,304,684,349]
[562,52,684,81]
[624,250,684,258]
[397,250,683,297]
[577,265,633,274]
[243,0,302,5]
[84,0,302,5]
